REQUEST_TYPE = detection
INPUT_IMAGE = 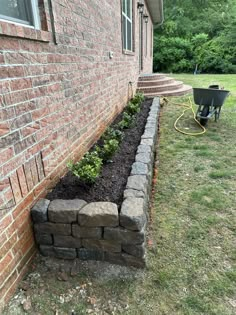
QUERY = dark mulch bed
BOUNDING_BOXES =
[47,98,153,208]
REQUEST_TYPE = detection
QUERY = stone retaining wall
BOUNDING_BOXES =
[31,97,160,268]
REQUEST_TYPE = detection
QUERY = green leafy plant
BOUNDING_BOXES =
[117,112,135,129]
[102,127,124,143]
[100,139,119,161]
[125,101,140,116]
[132,92,145,105]
[67,151,102,184]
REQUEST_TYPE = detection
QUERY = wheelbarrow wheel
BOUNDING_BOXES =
[200,105,209,126]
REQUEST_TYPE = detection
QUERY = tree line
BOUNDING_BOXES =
[153,0,236,73]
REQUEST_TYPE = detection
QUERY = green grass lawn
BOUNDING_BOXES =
[3,74,236,315]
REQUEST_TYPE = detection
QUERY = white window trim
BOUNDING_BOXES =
[0,0,41,30]
[122,0,133,51]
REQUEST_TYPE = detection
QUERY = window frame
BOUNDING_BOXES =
[122,0,133,52]
[0,0,41,30]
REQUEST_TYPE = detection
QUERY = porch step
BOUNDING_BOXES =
[137,81,184,94]
[139,73,166,81]
[138,77,175,87]
[145,85,193,97]
[138,73,192,97]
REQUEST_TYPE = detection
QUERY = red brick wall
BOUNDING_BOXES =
[0,0,154,308]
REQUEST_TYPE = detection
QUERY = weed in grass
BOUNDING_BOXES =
[209,170,232,179]
[183,295,208,313]
[190,186,227,211]
[185,137,194,142]
[206,274,235,296]
[205,215,221,227]
[207,133,222,142]
[195,149,214,157]
[194,165,205,172]
[210,162,222,169]
[186,223,207,241]
[193,144,209,150]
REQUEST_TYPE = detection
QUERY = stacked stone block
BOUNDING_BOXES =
[31,98,160,267]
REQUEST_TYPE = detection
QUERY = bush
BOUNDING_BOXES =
[117,112,135,129]
[125,101,140,116]
[99,139,119,161]
[102,127,124,143]
[131,92,145,105]
[67,151,102,184]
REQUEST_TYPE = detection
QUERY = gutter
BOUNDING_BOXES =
[154,0,164,29]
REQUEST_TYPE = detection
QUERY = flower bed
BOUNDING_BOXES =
[31,97,160,268]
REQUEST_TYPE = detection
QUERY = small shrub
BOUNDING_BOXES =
[131,92,145,105]
[125,101,140,116]
[118,112,135,129]
[102,127,124,143]
[100,139,119,161]
[67,151,102,184]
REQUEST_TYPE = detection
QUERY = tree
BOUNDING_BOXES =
[153,0,236,73]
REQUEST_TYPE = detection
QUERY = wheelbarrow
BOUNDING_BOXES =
[193,86,230,126]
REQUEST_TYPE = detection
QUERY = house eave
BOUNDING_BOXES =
[146,0,164,26]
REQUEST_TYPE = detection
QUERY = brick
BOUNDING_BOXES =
[9,171,22,204]
[0,37,20,50]
[72,225,102,239]
[0,66,24,79]
[0,131,20,149]
[0,122,10,137]
[0,233,17,258]
[54,235,81,248]
[82,239,121,253]
[0,270,18,303]
[12,191,34,220]
[122,244,145,258]
[31,198,50,223]
[34,232,52,245]
[0,148,14,166]
[48,199,87,223]
[77,248,104,261]
[78,202,119,227]
[21,122,40,138]
[35,153,45,181]
[0,178,10,192]
[104,227,145,245]
[24,160,34,191]
[39,245,55,257]
[17,243,36,274]
[16,166,28,197]
[0,252,13,274]
[54,247,77,259]
[34,222,71,235]
[4,90,28,106]
[14,135,36,154]
[0,214,13,235]
[11,113,32,130]
[29,157,39,186]
[120,198,146,231]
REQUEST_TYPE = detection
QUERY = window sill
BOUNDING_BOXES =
[0,20,50,42]
[123,50,135,56]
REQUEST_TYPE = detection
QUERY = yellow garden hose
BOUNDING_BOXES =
[166,97,206,136]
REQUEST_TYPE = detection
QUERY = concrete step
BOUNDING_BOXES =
[138,77,175,87]
[137,81,184,94]
[141,84,193,97]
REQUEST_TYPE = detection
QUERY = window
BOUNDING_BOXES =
[0,0,40,29]
[122,0,133,51]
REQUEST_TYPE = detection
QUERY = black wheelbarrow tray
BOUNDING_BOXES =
[193,88,230,126]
